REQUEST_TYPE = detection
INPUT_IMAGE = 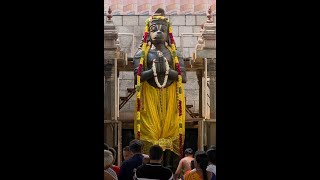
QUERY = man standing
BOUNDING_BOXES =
[119,139,144,180]
[134,145,173,180]
[122,146,133,161]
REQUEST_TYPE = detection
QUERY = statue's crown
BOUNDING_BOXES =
[149,8,169,25]
[154,8,165,16]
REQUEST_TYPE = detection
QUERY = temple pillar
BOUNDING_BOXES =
[194,7,216,147]
[104,8,119,147]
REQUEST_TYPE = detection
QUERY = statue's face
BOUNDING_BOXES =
[149,20,168,44]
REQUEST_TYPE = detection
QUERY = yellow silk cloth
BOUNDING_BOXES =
[134,81,185,156]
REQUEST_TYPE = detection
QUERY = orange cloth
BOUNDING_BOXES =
[184,170,202,180]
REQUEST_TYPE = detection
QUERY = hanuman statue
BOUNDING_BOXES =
[133,8,187,169]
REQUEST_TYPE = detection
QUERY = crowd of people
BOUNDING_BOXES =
[104,140,216,180]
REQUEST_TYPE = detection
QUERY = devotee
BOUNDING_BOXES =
[174,148,194,179]
[206,149,216,180]
[134,145,173,180]
[118,139,144,180]
[109,147,120,176]
[123,146,133,161]
[104,150,118,180]
[184,151,212,180]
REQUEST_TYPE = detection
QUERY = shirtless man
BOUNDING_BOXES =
[174,148,194,179]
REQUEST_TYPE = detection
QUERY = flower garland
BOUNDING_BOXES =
[136,15,184,159]
[152,52,170,89]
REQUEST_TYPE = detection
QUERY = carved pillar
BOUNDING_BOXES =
[202,11,216,120]
[104,7,119,147]
[195,7,216,147]
[208,58,216,119]
[204,8,216,146]
[200,7,216,119]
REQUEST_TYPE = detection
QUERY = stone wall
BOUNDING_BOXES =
[105,15,216,58]
[110,15,216,120]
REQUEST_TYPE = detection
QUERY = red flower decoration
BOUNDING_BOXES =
[137,98,140,111]
[137,131,141,140]
[137,64,143,76]
[175,64,182,75]
[143,32,149,43]
[169,33,175,44]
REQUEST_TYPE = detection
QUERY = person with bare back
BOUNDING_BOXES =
[174,148,194,179]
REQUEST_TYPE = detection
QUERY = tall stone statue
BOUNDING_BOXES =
[133,8,186,168]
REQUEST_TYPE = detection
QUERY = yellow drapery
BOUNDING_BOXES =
[134,81,185,155]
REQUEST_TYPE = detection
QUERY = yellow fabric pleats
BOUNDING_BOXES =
[134,82,185,155]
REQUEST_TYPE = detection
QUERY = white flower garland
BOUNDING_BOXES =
[152,56,170,89]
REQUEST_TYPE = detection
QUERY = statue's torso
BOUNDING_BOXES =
[146,48,174,88]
